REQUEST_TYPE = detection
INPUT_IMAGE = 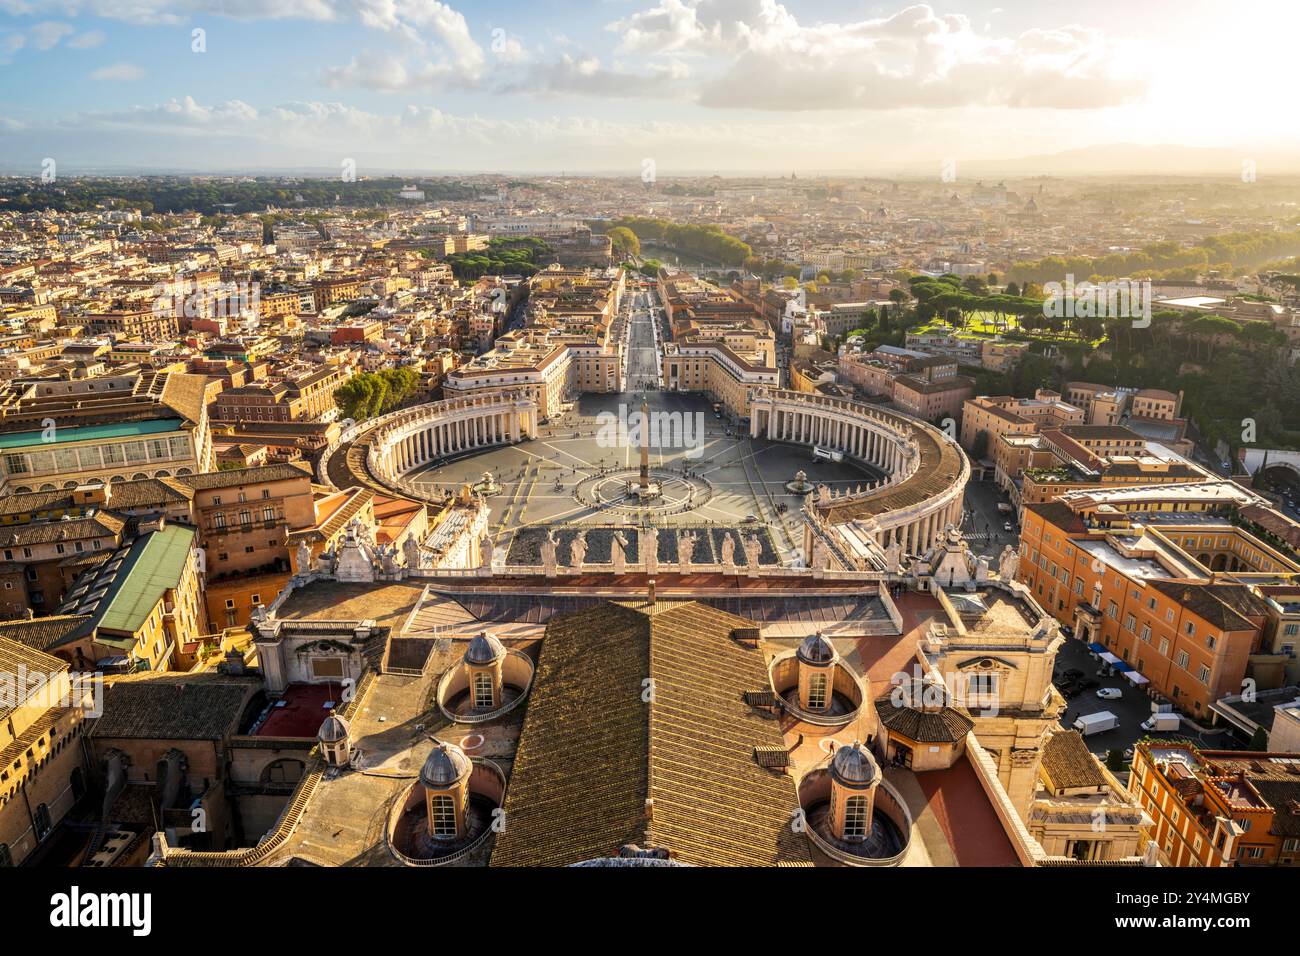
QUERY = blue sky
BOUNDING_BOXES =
[1,1,1296,174]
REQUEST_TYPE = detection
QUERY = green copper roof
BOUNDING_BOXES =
[96,524,195,635]
[0,418,181,450]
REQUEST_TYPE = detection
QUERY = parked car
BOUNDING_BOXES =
[1081,679,1100,691]
[1003,521,1014,532]
[1096,687,1123,700]
[1064,668,1084,680]
[1060,625,1075,640]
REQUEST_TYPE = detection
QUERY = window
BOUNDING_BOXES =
[1140,624,1152,643]
[966,672,998,707]
[311,657,344,679]
[34,803,52,840]
[473,672,494,709]
[842,795,868,838]
[1177,651,1190,669]
[1198,664,1211,683]
[430,794,457,838]
[1206,634,1216,650]
[807,672,828,710]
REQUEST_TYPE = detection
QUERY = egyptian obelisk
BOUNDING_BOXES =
[639,399,651,491]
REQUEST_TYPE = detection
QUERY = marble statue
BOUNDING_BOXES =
[541,530,558,575]
[479,530,494,570]
[296,539,313,576]
[569,531,588,571]
[403,534,423,570]
[643,527,659,575]
[883,538,902,574]
[720,533,736,571]
[676,529,696,568]
[743,533,762,574]
[998,544,1020,581]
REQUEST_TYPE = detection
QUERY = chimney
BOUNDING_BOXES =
[647,577,656,606]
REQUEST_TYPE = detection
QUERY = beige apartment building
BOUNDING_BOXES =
[0,371,213,495]
[0,636,89,866]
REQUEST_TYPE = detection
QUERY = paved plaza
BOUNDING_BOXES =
[409,296,881,562]
[409,390,881,563]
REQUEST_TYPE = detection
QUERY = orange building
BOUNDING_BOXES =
[1131,742,1300,867]
[1019,499,1275,718]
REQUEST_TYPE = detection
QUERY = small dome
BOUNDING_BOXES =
[420,742,472,789]
[464,632,506,665]
[831,740,879,788]
[317,711,349,743]
[797,632,837,665]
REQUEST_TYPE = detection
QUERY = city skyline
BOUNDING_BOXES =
[2,0,1298,175]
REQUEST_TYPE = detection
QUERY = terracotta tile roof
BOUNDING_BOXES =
[875,694,974,743]
[0,634,69,721]
[0,614,90,655]
[176,461,313,491]
[490,601,811,867]
[0,513,125,548]
[1041,730,1107,790]
[89,673,258,740]
[1148,581,1256,632]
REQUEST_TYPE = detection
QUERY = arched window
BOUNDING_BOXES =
[807,672,828,710]
[473,672,494,709]
[430,794,456,838]
[843,795,868,838]
[34,803,52,840]
[70,767,86,801]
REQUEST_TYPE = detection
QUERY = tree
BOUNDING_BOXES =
[606,226,640,257]
[1105,749,1126,772]
[1248,726,1269,751]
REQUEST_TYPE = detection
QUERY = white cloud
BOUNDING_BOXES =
[0,0,487,62]
[91,62,145,81]
[610,1,1147,111]
[501,53,686,99]
[30,20,74,50]
[67,29,106,49]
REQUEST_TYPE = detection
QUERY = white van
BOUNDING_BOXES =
[1074,711,1120,736]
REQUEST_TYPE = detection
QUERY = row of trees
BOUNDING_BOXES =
[333,367,420,421]
[608,216,753,267]
[1008,230,1300,285]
